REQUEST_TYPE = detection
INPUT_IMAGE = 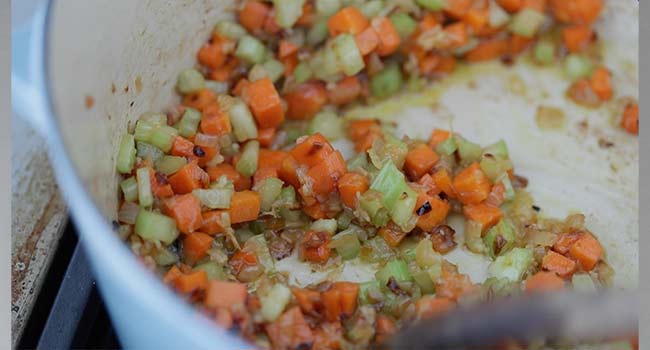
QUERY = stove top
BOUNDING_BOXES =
[17,223,122,349]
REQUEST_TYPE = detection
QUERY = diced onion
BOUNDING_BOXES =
[118,201,140,225]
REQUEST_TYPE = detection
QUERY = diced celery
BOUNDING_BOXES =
[400,242,417,262]
[368,135,408,169]
[499,174,515,200]
[332,34,365,76]
[136,167,153,207]
[435,136,457,156]
[136,141,164,162]
[465,219,487,254]
[487,247,533,282]
[480,154,513,183]
[483,139,509,158]
[116,134,137,174]
[193,188,233,209]
[411,268,435,294]
[194,261,227,280]
[329,229,361,260]
[279,208,303,222]
[456,136,482,165]
[275,185,298,209]
[483,277,521,298]
[120,201,140,224]
[390,13,417,39]
[572,273,597,293]
[235,227,255,245]
[337,211,354,230]
[177,108,202,138]
[427,262,442,282]
[311,219,338,234]
[155,155,187,175]
[273,0,306,28]
[347,153,369,173]
[371,64,403,98]
[359,190,390,227]
[261,284,292,322]
[415,239,441,268]
[358,0,383,18]
[307,19,330,46]
[359,280,382,305]
[311,45,343,81]
[249,220,265,235]
[205,80,229,95]
[236,35,267,64]
[293,61,313,84]
[564,53,594,80]
[229,100,258,142]
[264,59,286,83]
[140,112,168,126]
[154,248,179,266]
[361,236,395,263]
[508,8,546,38]
[391,192,418,232]
[214,21,247,40]
[134,120,157,142]
[149,125,178,153]
[176,68,205,95]
[533,40,555,65]
[483,218,516,258]
[316,0,341,16]
[120,177,139,202]
[134,210,179,244]
[416,0,446,11]
[488,0,510,28]
[307,111,343,140]
[376,259,412,287]
[256,177,284,211]
[236,140,260,177]
[370,161,411,212]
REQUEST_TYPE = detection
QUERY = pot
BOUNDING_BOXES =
[13,0,638,349]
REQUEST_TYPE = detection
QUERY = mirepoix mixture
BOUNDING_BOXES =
[113,0,636,349]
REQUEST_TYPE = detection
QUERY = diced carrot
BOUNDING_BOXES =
[550,0,603,24]
[209,57,239,82]
[296,2,314,26]
[553,231,583,255]
[497,0,523,12]
[171,136,195,158]
[257,128,276,147]
[415,192,450,231]
[621,102,638,135]
[183,88,217,112]
[327,76,363,106]
[201,104,232,136]
[300,230,331,263]
[163,265,183,284]
[265,307,314,350]
[354,27,379,56]
[173,270,208,294]
[436,262,477,301]
[264,9,283,34]
[242,78,285,129]
[372,17,401,56]
[278,40,299,59]
[281,52,299,77]
[453,163,492,205]
[195,145,219,167]
[183,232,214,265]
[232,78,250,97]
[418,54,441,75]
[463,203,503,231]
[465,7,489,32]
[201,210,228,235]
[321,282,359,322]
[485,182,506,207]
[433,55,457,74]
[405,144,440,180]
[465,38,509,62]
[568,233,603,271]
[229,191,261,224]
[378,222,409,247]
[327,7,369,36]
[284,82,328,120]
[509,34,533,55]
[207,163,251,191]
[567,78,601,108]
[150,169,174,198]
[306,150,347,195]
[290,133,335,168]
[168,162,209,194]
[442,22,468,49]
[312,322,344,350]
[239,1,270,34]
[524,271,565,293]
[562,24,594,53]
[197,36,230,70]
[229,250,260,277]
[542,250,577,278]
[204,280,248,309]
[415,296,455,319]
[302,201,331,219]
[432,169,456,199]
[162,193,203,234]
[522,0,546,12]
[278,155,301,188]
[445,0,472,19]
[348,119,380,141]
[417,173,441,196]
[258,149,288,171]
[590,67,613,101]
[375,315,397,343]
[253,166,278,185]
[292,288,322,315]
[337,172,369,208]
